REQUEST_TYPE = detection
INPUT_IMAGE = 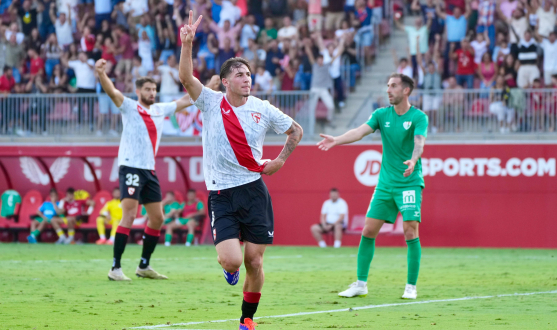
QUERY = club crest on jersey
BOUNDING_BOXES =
[403,121,412,130]
[251,112,261,124]
[221,107,230,115]
[128,187,135,195]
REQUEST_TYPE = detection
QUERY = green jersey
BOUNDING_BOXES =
[1,190,22,217]
[366,106,428,188]
[164,202,184,215]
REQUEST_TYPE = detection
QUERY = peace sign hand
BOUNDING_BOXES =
[180,10,203,45]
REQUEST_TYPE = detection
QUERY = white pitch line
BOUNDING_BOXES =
[131,290,557,329]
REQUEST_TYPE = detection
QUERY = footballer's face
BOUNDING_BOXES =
[187,191,196,202]
[50,192,58,202]
[223,65,252,97]
[112,189,120,200]
[137,82,157,106]
[387,77,408,105]
[66,192,74,202]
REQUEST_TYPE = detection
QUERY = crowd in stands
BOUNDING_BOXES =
[0,0,382,133]
[394,0,557,132]
[0,187,205,245]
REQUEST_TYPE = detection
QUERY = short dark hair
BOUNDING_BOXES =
[330,188,338,192]
[135,76,157,89]
[113,187,120,192]
[219,57,253,80]
[533,78,541,83]
[3,66,10,73]
[187,189,196,194]
[166,191,175,196]
[49,188,58,195]
[389,73,415,94]
[66,187,75,194]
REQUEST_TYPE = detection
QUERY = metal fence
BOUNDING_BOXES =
[350,88,557,136]
[0,91,318,139]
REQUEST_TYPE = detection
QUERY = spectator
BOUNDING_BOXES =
[451,38,476,88]
[322,36,346,108]
[470,31,490,64]
[393,51,413,77]
[533,0,556,39]
[254,65,273,93]
[499,7,529,54]
[67,52,96,127]
[25,28,42,53]
[412,0,443,44]
[209,16,243,49]
[343,31,360,91]
[111,2,129,30]
[49,64,68,91]
[99,19,111,40]
[94,0,112,30]
[220,0,241,27]
[267,0,288,18]
[136,14,157,52]
[305,37,342,122]
[158,55,180,102]
[293,0,308,25]
[515,30,540,88]
[28,48,45,78]
[130,55,148,91]
[502,53,518,87]
[242,38,259,61]
[124,0,149,20]
[101,36,117,66]
[499,0,519,19]
[265,39,284,77]
[281,60,297,91]
[58,187,94,244]
[335,20,355,41]
[534,28,557,86]
[94,187,122,245]
[211,0,223,23]
[10,0,38,36]
[325,0,345,31]
[489,76,514,133]
[51,3,73,48]
[37,0,55,40]
[278,16,298,44]
[477,52,497,88]
[113,25,134,78]
[5,22,25,44]
[442,76,465,131]
[138,30,154,72]
[418,35,442,133]
[156,15,176,64]
[0,67,15,93]
[353,0,372,27]
[476,0,496,51]
[80,26,96,53]
[260,17,278,45]
[394,15,431,76]
[217,37,237,69]
[492,32,510,65]
[5,34,25,68]
[436,0,471,76]
[96,60,118,135]
[27,189,65,244]
[240,15,259,50]
[310,188,348,248]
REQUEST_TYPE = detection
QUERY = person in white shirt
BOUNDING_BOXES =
[95,58,191,282]
[50,3,73,48]
[219,0,241,28]
[67,52,96,128]
[311,188,349,248]
[254,66,273,93]
[178,12,303,329]
[534,26,557,86]
[470,31,490,64]
[5,23,24,45]
[158,55,181,102]
[277,16,298,45]
[240,15,260,50]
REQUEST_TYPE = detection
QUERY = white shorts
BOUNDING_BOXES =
[422,94,441,112]
[489,101,515,123]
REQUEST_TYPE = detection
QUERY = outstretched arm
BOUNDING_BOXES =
[95,59,124,107]
[178,10,204,102]
[317,124,374,151]
[262,121,303,176]
[403,135,426,177]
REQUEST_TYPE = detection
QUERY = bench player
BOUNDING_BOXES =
[179,11,303,330]
[95,58,192,281]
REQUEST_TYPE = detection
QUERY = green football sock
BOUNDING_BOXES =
[165,233,172,243]
[357,236,375,282]
[186,234,194,244]
[31,230,40,238]
[406,237,421,285]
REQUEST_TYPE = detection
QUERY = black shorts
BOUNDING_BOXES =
[208,178,274,246]
[119,165,162,205]
[318,223,346,233]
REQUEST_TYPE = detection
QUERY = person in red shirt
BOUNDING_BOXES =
[28,48,45,77]
[451,38,476,88]
[0,67,16,93]
[59,187,94,244]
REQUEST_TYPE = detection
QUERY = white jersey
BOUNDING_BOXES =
[118,97,177,170]
[193,86,293,191]
[321,198,349,227]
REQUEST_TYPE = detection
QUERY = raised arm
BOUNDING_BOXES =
[155,15,165,41]
[178,11,204,102]
[416,36,425,72]
[166,15,176,43]
[464,0,472,19]
[534,18,544,42]
[331,38,345,63]
[411,0,421,12]
[317,124,374,151]
[95,59,124,107]
[403,135,426,177]
[435,0,447,20]
[49,2,57,25]
[304,39,316,65]
[262,121,303,176]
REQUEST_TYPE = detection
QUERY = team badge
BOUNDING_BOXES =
[403,121,412,130]
[128,187,135,195]
[251,112,261,124]
[221,108,230,115]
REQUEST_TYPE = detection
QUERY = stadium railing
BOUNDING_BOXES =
[350,88,557,136]
[0,91,319,140]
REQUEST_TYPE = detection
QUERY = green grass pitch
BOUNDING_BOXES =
[1,244,556,329]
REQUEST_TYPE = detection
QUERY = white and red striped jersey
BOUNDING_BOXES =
[118,97,177,170]
[192,86,293,191]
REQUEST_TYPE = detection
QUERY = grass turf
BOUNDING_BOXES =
[0,244,556,330]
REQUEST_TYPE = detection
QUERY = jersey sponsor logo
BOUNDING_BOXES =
[251,112,261,124]
[221,107,231,115]
[268,231,274,237]
[354,150,382,186]
[422,157,556,177]
[128,187,135,195]
[403,190,415,204]
[403,121,412,130]
[385,122,390,127]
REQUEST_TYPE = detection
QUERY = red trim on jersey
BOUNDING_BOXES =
[137,105,158,159]
[220,97,265,172]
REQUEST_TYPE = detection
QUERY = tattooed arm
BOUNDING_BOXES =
[403,135,426,177]
[262,121,303,176]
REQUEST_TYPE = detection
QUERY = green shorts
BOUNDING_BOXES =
[164,217,193,226]
[366,185,423,223]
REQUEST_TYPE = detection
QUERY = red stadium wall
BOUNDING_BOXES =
[1,144,556,248]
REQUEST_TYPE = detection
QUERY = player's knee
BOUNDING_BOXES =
[245,255,263,272]
[311,224,321,233]
[334,223,343,231]
[362,225,378,239]
[404,229,418,240]
[220,256,242,273]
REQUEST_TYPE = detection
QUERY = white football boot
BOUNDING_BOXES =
[401,284,417,299]
[338,282,368,298]
[108,268,131,281]
[136,266,168,279]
